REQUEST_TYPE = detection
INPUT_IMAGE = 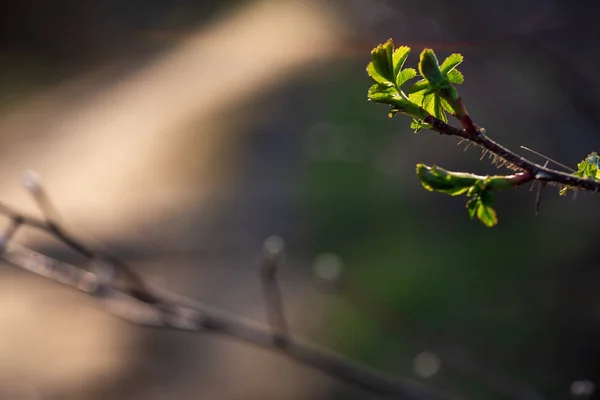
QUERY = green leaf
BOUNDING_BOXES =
[421,93,436,116]
[480,190,494,206]
[368,91,404,107]
[406,79,429,94]
[368,82,398,97]
[559,151,600,195]
[466,197,478,219]
[392,46,411,84]
[408,89,426,107]
[440,53,463,74]
[576,152,600,179]
[447,69,464,84]
[408,89,438,120]
[410,118,430,133]
[370,39,394,83]
[440,97,454,114]
[397,68,417,88]
[368,83,401,106]
[434,95,447,122]
[416,164,478,196]
[559,186,569,196]
[476,203,498,227]
[368,82,429,120]
[367,62,390,84]
[419,49,445,86]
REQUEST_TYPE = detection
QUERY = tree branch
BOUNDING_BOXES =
[424,116,600,192]
[0,172,459,400]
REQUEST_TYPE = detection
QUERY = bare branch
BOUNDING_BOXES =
[0,174,460,400]
[260,235,289,347]
[2,172,162,305]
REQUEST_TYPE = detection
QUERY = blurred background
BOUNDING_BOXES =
[0,0,599,399]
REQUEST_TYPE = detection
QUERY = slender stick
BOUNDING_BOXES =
[260,235,289,347]
[424,116,600,191]
[0,173,460,400]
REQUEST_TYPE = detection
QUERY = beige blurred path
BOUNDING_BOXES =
[0,0,343,242]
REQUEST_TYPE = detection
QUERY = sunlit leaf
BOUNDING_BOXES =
[476,203,498,227]
[440,53,463,74]
[440,97,454,114]
[406,79,429,94]
[466,197,478,219]
[416,164,478,196]
[434,95,447,122]
[370,39,395,83]
[559,151,600,195]
[392,46,411,83]
[419,49,445,85]
[411,118,430,133]
[367,62,390,84]
[397,68,417,88]
[447,69,464,84]
[421,93,436,116]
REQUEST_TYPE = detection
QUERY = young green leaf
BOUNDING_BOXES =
[447,69,464,84]
[440,97,454,114]
[476,203,498,227]
[416,164,478,196]
[421,93,437,117]
[367,62,391,84]
[370,39,395,83]
[397,68,417,88]
[367,41,466,127]
[410,118,430,133]
[434,95,448,123]
[419,49,444,86]
[440,53,463,74]
[392,46,411,84]
[406,79,429,94]
[559,151,600,195]
[465,190,498,227]
[466,197,478,219]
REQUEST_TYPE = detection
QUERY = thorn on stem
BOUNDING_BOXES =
[534,182,545,216]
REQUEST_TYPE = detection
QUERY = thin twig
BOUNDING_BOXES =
[424,116,600,192]
[10,173,162,305]
[0,174,459,400]
[260,235,290,347]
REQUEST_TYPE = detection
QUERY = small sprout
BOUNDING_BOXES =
[559,152,600,195]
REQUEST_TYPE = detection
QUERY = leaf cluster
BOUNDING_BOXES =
[366,39,464,133]
[559,152,600,195]
[415,165,518,227]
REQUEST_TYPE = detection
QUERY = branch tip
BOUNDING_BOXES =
[21,170,41,192]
